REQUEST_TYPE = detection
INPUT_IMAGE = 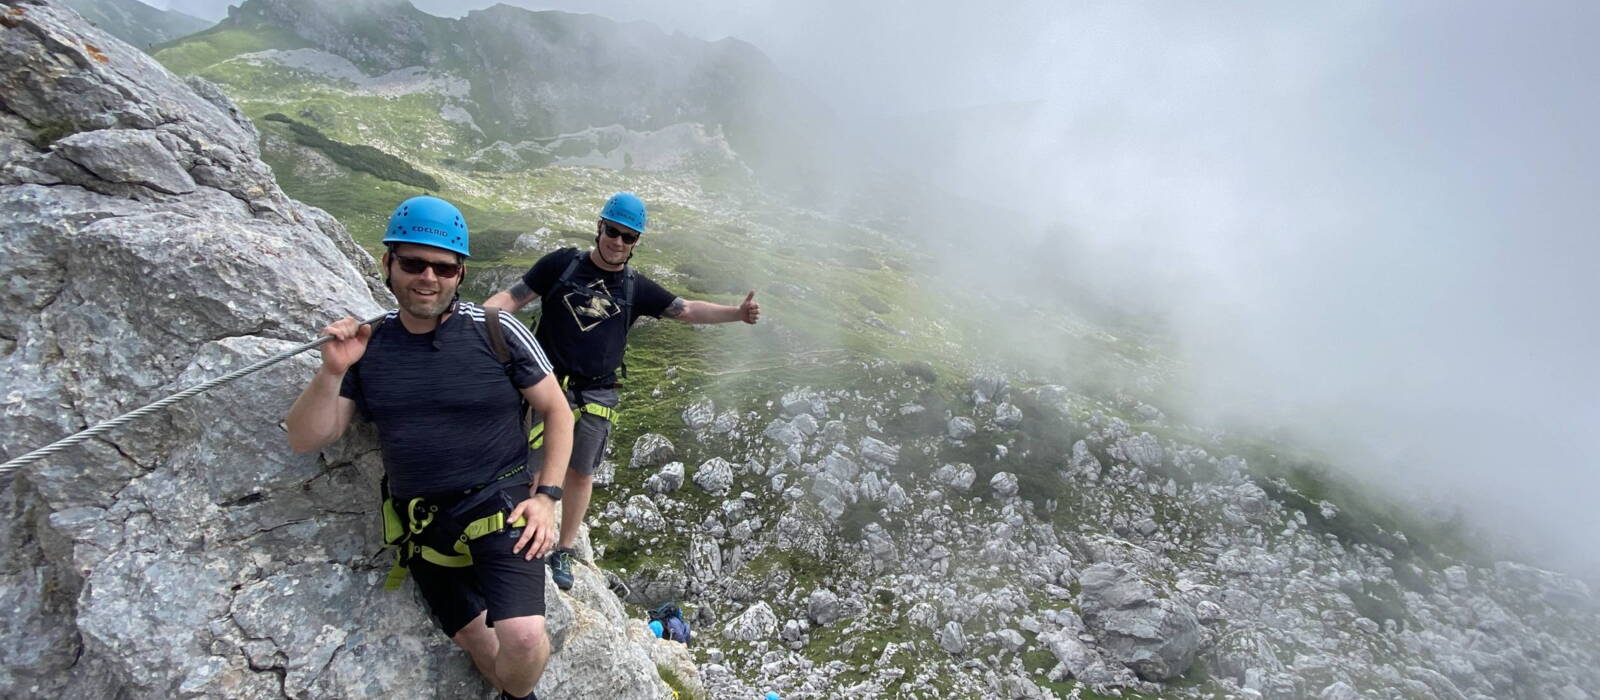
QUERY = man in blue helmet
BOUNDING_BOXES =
[286,195,573,700]
[485,191,761,591]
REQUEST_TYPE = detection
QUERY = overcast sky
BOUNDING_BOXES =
[153,0,1600,578]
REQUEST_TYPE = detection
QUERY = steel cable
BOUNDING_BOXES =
[0,313,388,478]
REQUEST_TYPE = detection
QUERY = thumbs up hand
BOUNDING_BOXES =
[739,290,761,325]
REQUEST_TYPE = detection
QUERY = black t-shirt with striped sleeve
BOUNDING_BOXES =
[339,301,552,498]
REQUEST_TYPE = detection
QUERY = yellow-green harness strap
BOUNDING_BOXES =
[382,507,529,590]
[528,402,617,448]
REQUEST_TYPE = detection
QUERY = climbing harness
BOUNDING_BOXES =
[380,463,530,589]
[528,375,620,450]
[524,248,634,450]
[0,312,390,478]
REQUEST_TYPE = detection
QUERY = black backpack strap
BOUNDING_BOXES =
[484,306,535,434]
[618,265,636,379]
[555,248,584,290]
[484,306,512,365]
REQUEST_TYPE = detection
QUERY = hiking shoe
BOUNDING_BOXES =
[549,548,576,591]
[499,691,536,700]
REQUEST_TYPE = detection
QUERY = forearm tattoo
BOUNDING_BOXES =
[509,281,537,304]
[663,297,687,318]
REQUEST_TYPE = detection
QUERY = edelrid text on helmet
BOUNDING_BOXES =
[383,195,470,257]
[599,192,647,234]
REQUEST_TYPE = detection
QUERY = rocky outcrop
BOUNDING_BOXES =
[0,4,687,698]
[1077,564,1202,682]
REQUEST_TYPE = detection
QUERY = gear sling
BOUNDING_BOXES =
[377,307,533,589]
[526,250,633,450]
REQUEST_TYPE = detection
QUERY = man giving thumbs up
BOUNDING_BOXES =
[484,192,762,591]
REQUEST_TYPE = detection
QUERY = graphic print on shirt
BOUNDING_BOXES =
[562,278,622,331]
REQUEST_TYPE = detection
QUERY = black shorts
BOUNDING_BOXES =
[408,488,546,636]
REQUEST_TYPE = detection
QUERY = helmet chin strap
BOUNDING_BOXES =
[594,234,633,266]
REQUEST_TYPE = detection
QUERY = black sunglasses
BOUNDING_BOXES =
[602,224,640,245]
[392,253,463,278]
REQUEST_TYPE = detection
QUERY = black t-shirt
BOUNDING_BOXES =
[339,302,552,498]
[522,248,675,384]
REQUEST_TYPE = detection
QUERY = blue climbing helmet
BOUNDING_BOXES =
[383,195,470,257]
[599,192,647,234]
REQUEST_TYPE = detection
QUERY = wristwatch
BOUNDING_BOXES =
[533,484,564,502]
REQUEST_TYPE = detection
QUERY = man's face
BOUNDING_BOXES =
[385,243,463,319]
[597,220,639,265]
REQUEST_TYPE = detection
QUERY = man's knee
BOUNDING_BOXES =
[450,612,495,655]
[494,615,548,659]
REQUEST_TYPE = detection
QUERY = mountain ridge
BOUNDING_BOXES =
[211,0,832,173]
[60,0,211,48]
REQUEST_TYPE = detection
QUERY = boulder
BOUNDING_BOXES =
[692,457,734,496]
[1078,564,1201,682]
[993,402,1023,429]
[722,602,778,642]
[933,463,977,492]
[643,462,685,494]
[807,589,841,626]
[947,416,977,440]
[971,375,1008,404]
[682,398,715,430]
[624,495,666,532]
[858,437,900,466]
[762,418,804,447]
[939,621,967,655]
[779,389,827,418]
[991,471,1019,499]
[629,433,676,469]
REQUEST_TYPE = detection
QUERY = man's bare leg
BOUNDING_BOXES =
[451,612,500,683]
[491,615,549,697]
[556,471,593,551]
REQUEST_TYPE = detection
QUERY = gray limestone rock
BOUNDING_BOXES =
[723,601,779,642]
[52,128,196,194]
[592,459,617,487]
[644,461,685,494]
[991,471,1020,499]
[762,418,804,446]
[629,433,677,469]
[1078,564,1201,682]
[947,416,977,440]
[933,463,977,492]
[808,589,842,626]
[971,375,1009,404]
[625,495,667,532]
[1320,682,1362,700]
[692,457,735,496]
[993,402,1023,429]
[1209,631,1285,686]
[1111,432,1164,470]
[858,437,900,466]
[790,412,819,436]
[779,388,827,418]
[682,398,715,430]
[0,8,673,698]
[687,535,723,583]
[940,621,968,655]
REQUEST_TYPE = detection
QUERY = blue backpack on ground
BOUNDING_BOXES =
[648,603,692,645]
